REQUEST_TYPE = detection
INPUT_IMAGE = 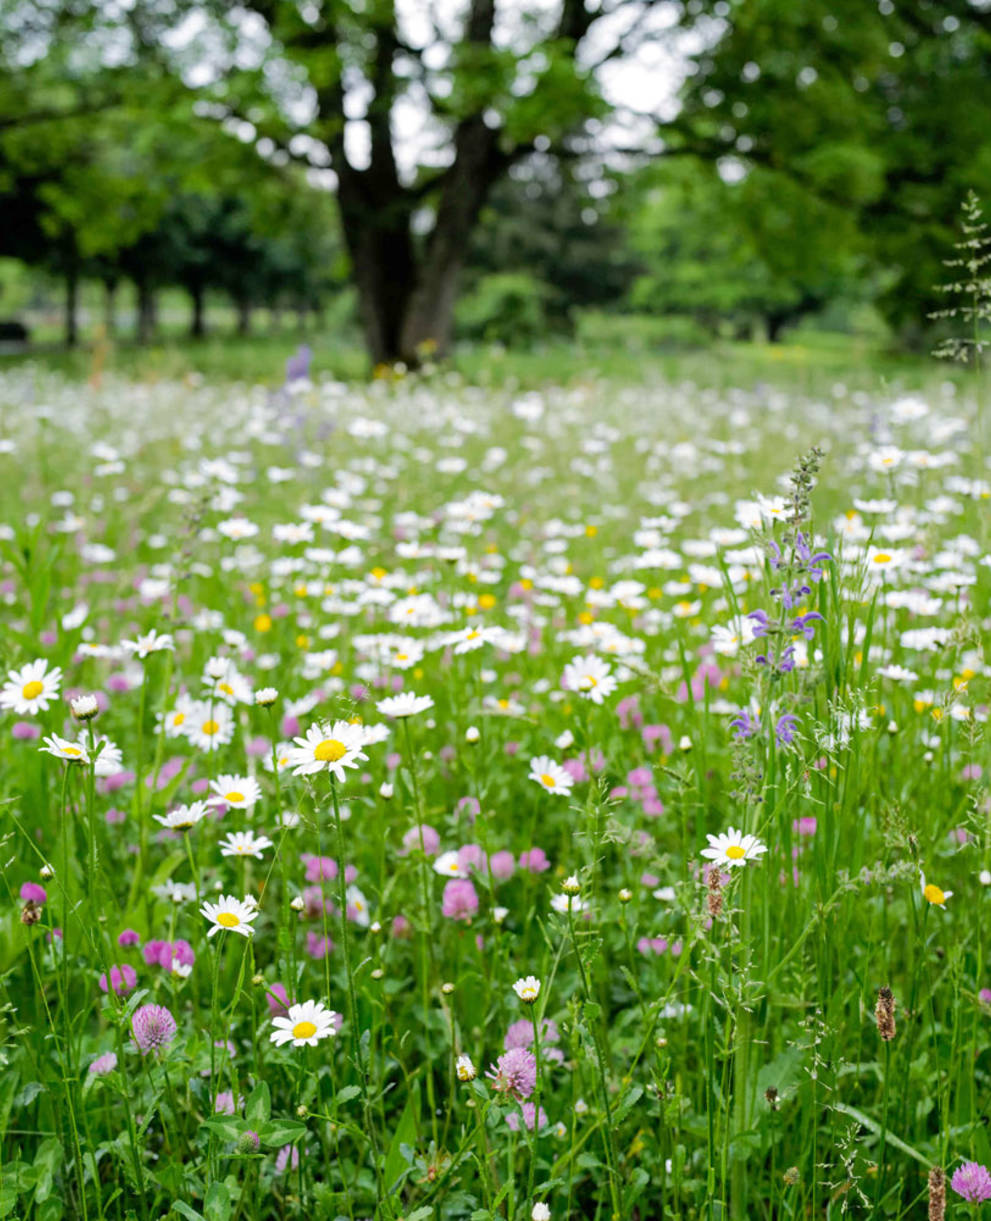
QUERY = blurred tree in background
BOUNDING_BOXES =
[0,0,989,361]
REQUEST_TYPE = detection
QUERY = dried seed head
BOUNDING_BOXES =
[782,1166,801,1187]
[707,867,724,918]
[876,986,896,1041]
[764,1086,779,1110]
[928,1166,945,1221]
[20,901,42,926]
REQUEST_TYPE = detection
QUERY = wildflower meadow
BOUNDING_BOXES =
[0,360,989,1221]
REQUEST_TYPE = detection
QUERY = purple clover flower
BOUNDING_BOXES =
[951,1161,991,1203]
[486,1047,537,1101]
[131,1004,177,1055]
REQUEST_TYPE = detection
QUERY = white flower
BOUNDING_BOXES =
[219,831,274,859]
[919,870,952,908]
[154,802,210,832]
[121,630,174,659]
[710,619,756,657]
[346,884,371,927]
[513,975,541,1004]
[184,702,235,752]
[209,774,262,810]
[70,694,99,720]
[554,729,574,751]
[39,734,88,763]
[434,850,466,878]
[528,756,574,795]
[254,687,279,707]
[287,721,368,779]
[456,1054,476,1082]
[700,827,767,868]
[270,1000,339,1047]
[376,692,434,719]
[1,659,63,715]
[551,893,585,914]
[562,654,616,704]
[200,895,258,938]
[532,1205,551,1221]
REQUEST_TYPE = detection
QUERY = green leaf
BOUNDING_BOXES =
[258,1119,306,1148]
[204,1182,232,1221]
[384,1083,419,1195]
[171,1203,205,1221]
[613,1084,643,1126]
[199,1116,245,1142]
[334,1085,362,1106]
[245,1082,271,1126]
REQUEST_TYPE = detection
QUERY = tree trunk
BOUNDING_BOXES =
[103,280,117,337]
[136,279,157,343]
[190,283,206,338]
[65,267,79,348]
[766,312,790,343]
[236,299,252,336]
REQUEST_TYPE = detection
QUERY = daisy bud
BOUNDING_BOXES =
[928,1166,945,1221]
[40,863,54,879]
[561,876,580,895]
[254,687,279,707]
[532,1205,551,1221]
[379,782,394,800]
[655,1035,667,1048]
[371,968,384,980]
[465,726,480,743]
[296,1105,308,1119]
[290,896,305,912]
[923,750,934,765]
[456,1054,476,1082]
[513,975,541,1004]
[251,974,264,987]
[886,721,898,735]
[875,986,896,1042]
[618,887,632,903]
[370,920,382,934]
[493,906,508,924]
[70,694,99,721]
[981,871,991,887]
[678,735,692,752]
[441,981,455,995]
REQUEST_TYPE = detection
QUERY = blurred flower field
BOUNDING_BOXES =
[0,363,989,1220]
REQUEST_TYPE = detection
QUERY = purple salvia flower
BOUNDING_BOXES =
[730,709,760,740]
[774,714,798,746]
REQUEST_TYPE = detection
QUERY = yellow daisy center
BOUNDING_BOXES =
[172,712,186,726]
[584,675,598,687]
[314,738,347,762]
[293,1020,317,1039]
[22,680,44,699]
[225,791,245,803]
[923,884,945,905]
[216,911,240,928]
[873,553,891,564]
[725,845,746,860]
[466,630,480,640]
[202,720,220,735]
[540,773,556,787]
[62,746,83,757]
[218,682,234,695]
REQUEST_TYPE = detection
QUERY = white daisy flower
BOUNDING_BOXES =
[154,801,210,832]
[376,692,434,719]
[0,658,63,715]
[700,827,767,868]
[219,831,274,859]
[39,734,88,763]
[287,721,368,779]
[562,654,617,704]
[209,774,262,810]
[270,1000,339,1048]
[121,630,174,659]
[434,850,467,878]
[184,702,235,752]
[513,975,541,1004]
[157,693,196,739]
[528,756,574,795]
[200,894,258,938]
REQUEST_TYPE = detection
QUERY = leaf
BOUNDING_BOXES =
[613,1084,643,1126]
[405,1209,433,1221]
[204,1182,232,1221]
[832,1103,930,1165]
[334,1085,361,1106]
[384,1083,419,1196]
[171,1203,205,1221]
[258,1119,306,1148]
[245,1082,271,1126]
[199,1116,245,1142]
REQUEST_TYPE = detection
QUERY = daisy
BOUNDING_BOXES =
[262,742,294,774]
[0,659,63,715]
[219,831,274,859]
[528,756,574,795]
[434,850,467,878]
[155,802,210,831]
[201,895,258,938]
[158,693,196,739]
[920,871,953,908]
[376,692,434,718]
[90,736,124,777]
[209,774,262,810]
[121,630,174,659]
[287,721,368,779]
[513,976,541,1004]
[700,827,767,868]
[562,654,617,704]
[40,734,89,763]
[184,702,235,752]
[270,1000,339,1048]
